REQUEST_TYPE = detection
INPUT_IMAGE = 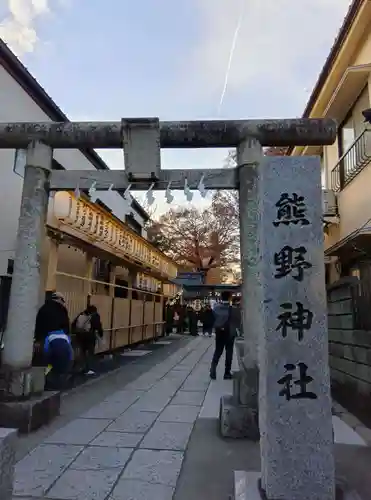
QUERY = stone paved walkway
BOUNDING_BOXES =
[12,334,371,500]
[13,336,215,500]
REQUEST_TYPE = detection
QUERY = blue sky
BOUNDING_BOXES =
[0,0,353,214]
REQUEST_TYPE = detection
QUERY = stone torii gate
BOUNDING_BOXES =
[0,118,337,499]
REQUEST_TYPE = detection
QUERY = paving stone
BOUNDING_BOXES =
[69,446,133,470]
[82,391,141,418]
[45,419,112,445]
[122,449,183,487]
[47,468,120,500]
[91,431,144,448]
[158,405,200,423]
[81,402,133,419]
[103,390,144,405]
[124,379,155,391]
[152,380,183,395]
[139,421,193,451]
[172,391,205,406]
[181,379,210,392]
[13,444,83,497]
[110,479,175,500]
[107,410,157,433]
[122,382,148,391]
[129,393,172,413]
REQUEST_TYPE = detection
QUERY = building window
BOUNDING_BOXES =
[338,86,370,158]
[334,85,371,189]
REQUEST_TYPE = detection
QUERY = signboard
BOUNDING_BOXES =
[193,299,202,311]
[174,272,204,287]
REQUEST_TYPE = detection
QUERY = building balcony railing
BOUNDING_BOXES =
[331,129,371,192]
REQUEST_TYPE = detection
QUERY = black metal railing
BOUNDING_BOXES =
[331,129,371,192]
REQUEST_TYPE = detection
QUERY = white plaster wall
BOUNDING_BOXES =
[0,65,145,275]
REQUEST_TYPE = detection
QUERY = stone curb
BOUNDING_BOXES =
[332,401,371,445]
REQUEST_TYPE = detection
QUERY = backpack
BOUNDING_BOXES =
[213,303,232,331]
[75,313,92,334]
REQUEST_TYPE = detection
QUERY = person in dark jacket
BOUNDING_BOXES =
[177,305,186,334]
[34,291,72,389]
[187,305,199,336]
[210,291,241,380]
[201,304,214,337]
[72,304,103,376]
[165,304,174,336]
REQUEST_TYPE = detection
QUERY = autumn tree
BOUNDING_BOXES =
[147,203,240,280]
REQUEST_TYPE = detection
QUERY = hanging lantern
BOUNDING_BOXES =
[53,192,75,222]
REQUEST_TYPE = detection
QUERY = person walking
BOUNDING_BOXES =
[165,303,174,336]
[187,305,199,336]
[72,304,104,376]
[34,291,73,390]
[201,304,214,337]
[209,291,241,380]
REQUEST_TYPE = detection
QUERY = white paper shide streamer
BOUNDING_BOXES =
[88,181,97,202]
[165,181,174,204]
[197,174,207,198]
[146,183,155,206]
[184,178,193,202]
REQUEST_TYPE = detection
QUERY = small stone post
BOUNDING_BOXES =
[0,428,17,500]
[237,137,263,402]
[2,140,52,371]
[258,155,335,499]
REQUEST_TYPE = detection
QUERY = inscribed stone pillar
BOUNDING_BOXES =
[258,155,335,499]
[237,138,263,400]
[45,237,59,291]
[3,141,52,370]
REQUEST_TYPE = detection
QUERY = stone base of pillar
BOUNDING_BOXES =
[233,366,259,409]
[233,471,355,500]
[0,391,60,434]
[0,367,60,433]
[0,428,17,500]
[219,340,259,440]
[0,366,45,401]
[219,395,259,440]
[234,340,259,408]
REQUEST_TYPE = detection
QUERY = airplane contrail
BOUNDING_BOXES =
[217,0,245,116]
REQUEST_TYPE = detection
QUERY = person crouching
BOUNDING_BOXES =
[35,292,73,390]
